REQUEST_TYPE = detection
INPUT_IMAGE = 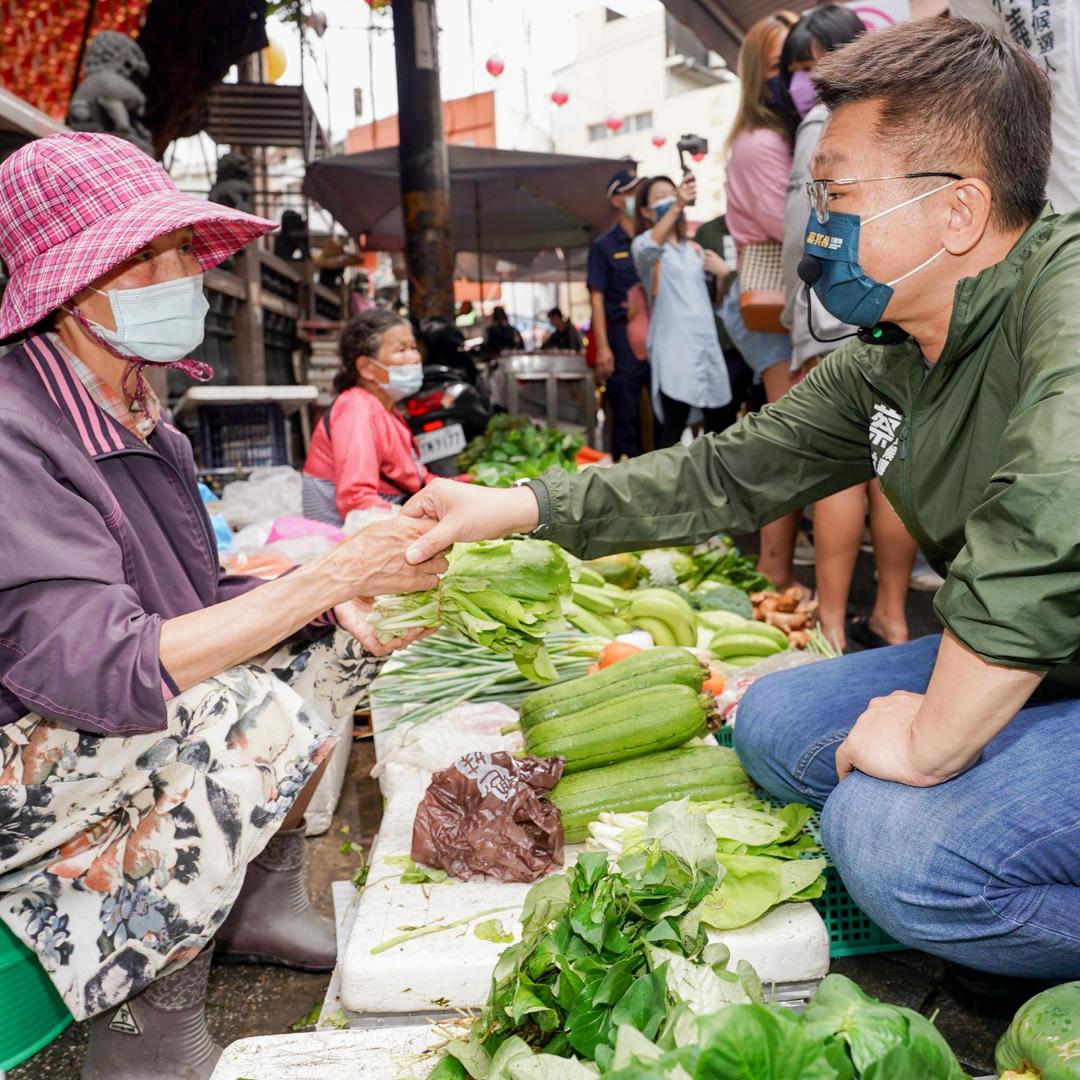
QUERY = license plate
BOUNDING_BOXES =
[415,423,467,464]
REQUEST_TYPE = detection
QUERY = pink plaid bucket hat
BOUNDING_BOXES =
[0,131,275,339]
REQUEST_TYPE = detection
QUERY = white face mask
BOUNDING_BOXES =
[370,358,424,402]
[82,274,209,362]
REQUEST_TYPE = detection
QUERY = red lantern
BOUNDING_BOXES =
[551,87,569,107]
[604,116,624,133]
[486,54,505,77]
[651,134,667,148]
[691,151,706,162]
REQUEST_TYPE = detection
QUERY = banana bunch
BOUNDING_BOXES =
[627,588,698,647]
[566,577,634,638]
[709,617,789,668]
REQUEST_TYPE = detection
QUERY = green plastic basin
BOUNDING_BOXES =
[0,917,72,1071]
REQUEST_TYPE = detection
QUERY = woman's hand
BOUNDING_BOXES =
[323,516,449,606]
[401,479,541,564]
[332,597,432,655]
[677,173,697,208]
[702,249,730,280]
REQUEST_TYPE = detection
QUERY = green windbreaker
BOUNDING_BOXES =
[534,208,1080,693]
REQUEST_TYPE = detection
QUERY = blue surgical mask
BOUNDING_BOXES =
[372,359,424,402]
[649,197,677,220]
[83,274,208,362]
[802,182,952,327]
[623,194,636,217]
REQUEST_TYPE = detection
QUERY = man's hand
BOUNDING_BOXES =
[835,691,950,786]
[324,516,448,605]
[595,344,615,382]
[400,478,541,564]
[332,597,431,656]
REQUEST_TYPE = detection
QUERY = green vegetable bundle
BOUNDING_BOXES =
[373,540,572,682]
[457,415,583,488]
[587,795,825,931]
[602,973,969,1079]
[436,806,763,1078]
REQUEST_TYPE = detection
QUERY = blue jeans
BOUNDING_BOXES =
[734,635,1080,979]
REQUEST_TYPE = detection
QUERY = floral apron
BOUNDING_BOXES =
[0,628,376,1021]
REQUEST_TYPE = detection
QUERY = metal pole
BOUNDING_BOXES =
[474,180,484,316]
[70,0,99,106]
[391,0,455,322]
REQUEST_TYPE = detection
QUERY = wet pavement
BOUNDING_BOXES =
[13,546,1006,1079]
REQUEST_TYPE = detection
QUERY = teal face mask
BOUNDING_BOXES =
[84,274,209,362]
[801,182,951,328]
[623,194,636,217]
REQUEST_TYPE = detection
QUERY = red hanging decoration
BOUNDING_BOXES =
[691,151,706,162]
[486,54,505,77]
[651,134,667,148]
[551,88,569,107]
[604,116,625,132]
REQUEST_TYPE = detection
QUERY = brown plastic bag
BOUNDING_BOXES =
[411,751,565,882]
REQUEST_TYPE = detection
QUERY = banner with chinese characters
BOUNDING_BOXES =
[951,0,1080,212]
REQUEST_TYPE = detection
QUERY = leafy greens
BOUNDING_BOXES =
[457,415,584,488]
[436,809,762,1078]
[373,540,572,682]
[587,796,826,931]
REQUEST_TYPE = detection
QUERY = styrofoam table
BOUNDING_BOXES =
[339,716,830,1017]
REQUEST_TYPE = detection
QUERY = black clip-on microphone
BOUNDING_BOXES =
[797,254,909,347]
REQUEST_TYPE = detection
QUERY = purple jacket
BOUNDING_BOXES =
[0,335,304,735]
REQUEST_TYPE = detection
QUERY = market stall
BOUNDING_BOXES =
[196,416,1067,1080]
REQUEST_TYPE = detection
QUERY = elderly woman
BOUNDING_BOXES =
[0,133,446,1079]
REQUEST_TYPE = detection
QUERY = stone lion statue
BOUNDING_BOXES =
[67,31,153,156]
[208,152,254,215]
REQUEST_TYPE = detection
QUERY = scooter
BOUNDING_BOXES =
[405,320,491,477]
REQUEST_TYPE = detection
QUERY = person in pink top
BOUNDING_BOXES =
[719,10,805,593]
[304,309,462,524]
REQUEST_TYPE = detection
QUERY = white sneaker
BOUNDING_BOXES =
[910,554,945,592]
[793,532,816,567]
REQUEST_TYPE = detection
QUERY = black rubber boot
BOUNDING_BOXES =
[214,825,336,972]
[81,945,221,1080]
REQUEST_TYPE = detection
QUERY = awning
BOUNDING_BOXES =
[658,0,782,68]
[304,144,634,255]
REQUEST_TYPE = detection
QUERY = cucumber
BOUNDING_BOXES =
[525,683,709,774]
[519,647,704,731]
[550,746,752,843]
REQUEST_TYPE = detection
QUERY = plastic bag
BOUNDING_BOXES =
[371,703,522,782]
[411,751,565,882]
[218,466,303,529]
[266,515,345,545]
[716,649,826,728]
[342,505,398,534]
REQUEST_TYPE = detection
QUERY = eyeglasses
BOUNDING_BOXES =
[806,172,962,225]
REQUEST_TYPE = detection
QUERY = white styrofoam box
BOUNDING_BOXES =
[210,1025,454,1080]
[340,770,537,1015]
[339,754,830,1014]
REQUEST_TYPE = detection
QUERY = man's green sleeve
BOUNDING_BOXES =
[534,352,875,559]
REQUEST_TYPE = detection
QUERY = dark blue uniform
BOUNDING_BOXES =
[588,222,650,459]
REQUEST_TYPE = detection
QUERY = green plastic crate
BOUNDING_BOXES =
[714,724,904,959]
[0,918,72,1071]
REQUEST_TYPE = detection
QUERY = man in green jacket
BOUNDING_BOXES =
[401,19,1078,982]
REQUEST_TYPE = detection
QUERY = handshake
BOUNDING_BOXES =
[319,480,543,654]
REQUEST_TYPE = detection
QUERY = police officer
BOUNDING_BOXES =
[588,168,648,459]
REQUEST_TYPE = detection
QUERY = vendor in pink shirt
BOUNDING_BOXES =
[303,310,460,524]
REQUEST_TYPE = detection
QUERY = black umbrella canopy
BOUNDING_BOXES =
[303,144,634,255]
[659,0,796,68]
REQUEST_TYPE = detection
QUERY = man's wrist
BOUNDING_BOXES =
[512,479,546,533]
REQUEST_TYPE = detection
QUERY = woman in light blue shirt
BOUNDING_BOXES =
[631,174,732,447]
